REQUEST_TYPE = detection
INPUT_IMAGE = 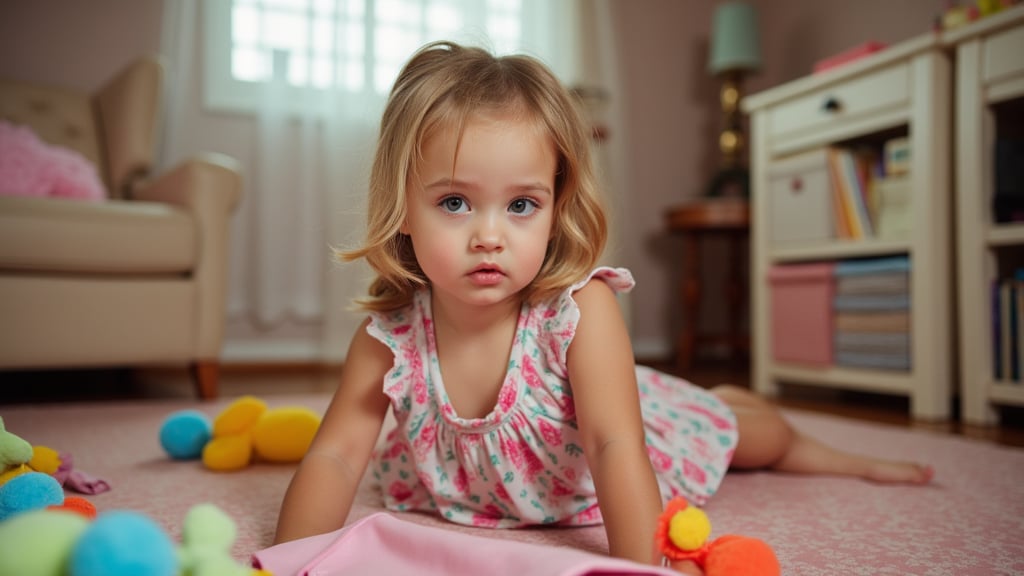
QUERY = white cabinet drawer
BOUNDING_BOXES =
[983,24,1024,84]
[769,64,910,141]
[769,149,834,245]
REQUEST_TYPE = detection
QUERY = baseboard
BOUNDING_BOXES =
[221,340,324,363]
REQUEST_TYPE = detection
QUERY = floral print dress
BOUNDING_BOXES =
[367,267,738,528]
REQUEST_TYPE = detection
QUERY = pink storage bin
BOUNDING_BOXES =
[768,263,835,366]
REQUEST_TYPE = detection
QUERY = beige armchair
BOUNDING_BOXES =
[0,56,241,399]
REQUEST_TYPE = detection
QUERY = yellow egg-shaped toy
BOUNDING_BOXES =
[202,434,253,471]
[252,408,321,463]
[213,396,268,437]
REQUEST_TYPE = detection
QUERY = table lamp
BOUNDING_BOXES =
[707,1,761,196]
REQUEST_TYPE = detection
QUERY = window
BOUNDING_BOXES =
[203,0,574,114]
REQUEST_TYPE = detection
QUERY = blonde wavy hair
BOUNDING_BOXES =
[340,41,607,312]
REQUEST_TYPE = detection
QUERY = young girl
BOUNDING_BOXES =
[274,40,933,572]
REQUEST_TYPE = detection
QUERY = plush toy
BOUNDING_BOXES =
[0,471,64,522]
[655,497,780,576]
[50,496,98,520]
[160,396,321,472]
[0,507,91,576]
[160,410,213,460]
[0,504,271,576]
[0,416,34,476]
[179,503,274,576]
[70,510,179,576]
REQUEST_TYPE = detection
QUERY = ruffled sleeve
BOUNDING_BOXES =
[538,266,636,376]
[366,299,426,417]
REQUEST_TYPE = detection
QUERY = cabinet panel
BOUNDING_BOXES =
[768,64,909,141]
[983,24,1024,84]
[768,150,833,246]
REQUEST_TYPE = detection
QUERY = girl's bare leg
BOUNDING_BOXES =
[713,385,933,484]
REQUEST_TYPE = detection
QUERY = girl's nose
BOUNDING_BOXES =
[471,212,504,252]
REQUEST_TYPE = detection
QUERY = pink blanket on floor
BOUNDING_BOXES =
[252,513,677,576]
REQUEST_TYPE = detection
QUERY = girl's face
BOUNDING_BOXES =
[403,110,556,310]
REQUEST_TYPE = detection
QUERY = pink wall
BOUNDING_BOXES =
[0,0,944,362]
[0,0,164,92]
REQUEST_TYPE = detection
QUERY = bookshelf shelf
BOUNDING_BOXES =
[989,382,1024,406]
[951,6,1024,425]
[770,364,912,395]
[770,238,911,264]
[745,32,953,420]
[986,223,1024,247]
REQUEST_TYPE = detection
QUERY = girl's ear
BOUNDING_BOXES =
[399,218,410,235]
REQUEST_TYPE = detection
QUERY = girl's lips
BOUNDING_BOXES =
[468,266,505,286]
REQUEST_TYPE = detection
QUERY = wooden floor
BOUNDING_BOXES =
[3,357,1024,447]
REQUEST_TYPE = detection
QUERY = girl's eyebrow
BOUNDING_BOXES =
[424,178,553,197]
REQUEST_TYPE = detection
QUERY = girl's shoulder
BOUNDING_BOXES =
[564,266,635,297]
[533,267,635,367]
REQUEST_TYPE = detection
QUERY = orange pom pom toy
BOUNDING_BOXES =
[49,495,98,519]
[655,497,780,576]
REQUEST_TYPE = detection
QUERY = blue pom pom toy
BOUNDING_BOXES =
[70,510,178,576]
[0,471,64,521]
[160,410,212,460]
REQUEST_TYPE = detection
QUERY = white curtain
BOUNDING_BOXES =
[159,0,619,362]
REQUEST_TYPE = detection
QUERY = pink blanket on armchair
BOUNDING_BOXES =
[0,120,105,201]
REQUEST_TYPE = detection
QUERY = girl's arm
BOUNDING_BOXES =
[273,317,392,544]
[567,280,665,566]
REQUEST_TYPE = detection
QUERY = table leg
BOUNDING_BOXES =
[725,233,745,363]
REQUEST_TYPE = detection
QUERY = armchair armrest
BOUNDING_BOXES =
[133,152,242,214]
[134,152,243,358]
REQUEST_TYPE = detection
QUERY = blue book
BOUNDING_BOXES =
[834,256,911,277]
[834,294,911,311]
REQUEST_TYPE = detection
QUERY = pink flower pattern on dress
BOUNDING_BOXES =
[538,419,563,447]
[367,267,738,527]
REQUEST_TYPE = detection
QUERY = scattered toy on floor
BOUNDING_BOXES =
[0,503,272,576]
[655,497,780,576]
[160,410,213,460]
[0,472,64,522]
[160,396,321,472]
[0,416,34,480]
[0,419,111,496]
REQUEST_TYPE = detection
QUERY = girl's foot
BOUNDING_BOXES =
[864,461,934,484]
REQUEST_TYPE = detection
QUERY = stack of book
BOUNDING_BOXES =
[993,270,1024,382]
[833,256,911,371]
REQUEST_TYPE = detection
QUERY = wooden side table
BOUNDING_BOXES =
[665,198,750,372]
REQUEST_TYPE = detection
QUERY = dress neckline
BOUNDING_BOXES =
[419,289,527,432]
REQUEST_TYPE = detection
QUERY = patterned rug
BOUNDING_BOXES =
[3,394,1022,575]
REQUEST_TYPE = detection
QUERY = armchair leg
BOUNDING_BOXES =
[191,360,219,400]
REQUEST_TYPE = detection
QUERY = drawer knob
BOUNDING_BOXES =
[791,177,803,193]
[822,97,842,113]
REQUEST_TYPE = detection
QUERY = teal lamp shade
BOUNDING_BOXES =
[709,2,761,74]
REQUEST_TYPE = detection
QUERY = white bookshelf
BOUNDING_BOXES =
[947,7,1024,425]
[743,33,953,420]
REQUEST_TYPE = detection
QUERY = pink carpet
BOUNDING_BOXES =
[3,393,1023,575]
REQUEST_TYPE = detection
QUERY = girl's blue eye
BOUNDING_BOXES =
[440,196,468,214]
[509,198,537,215]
